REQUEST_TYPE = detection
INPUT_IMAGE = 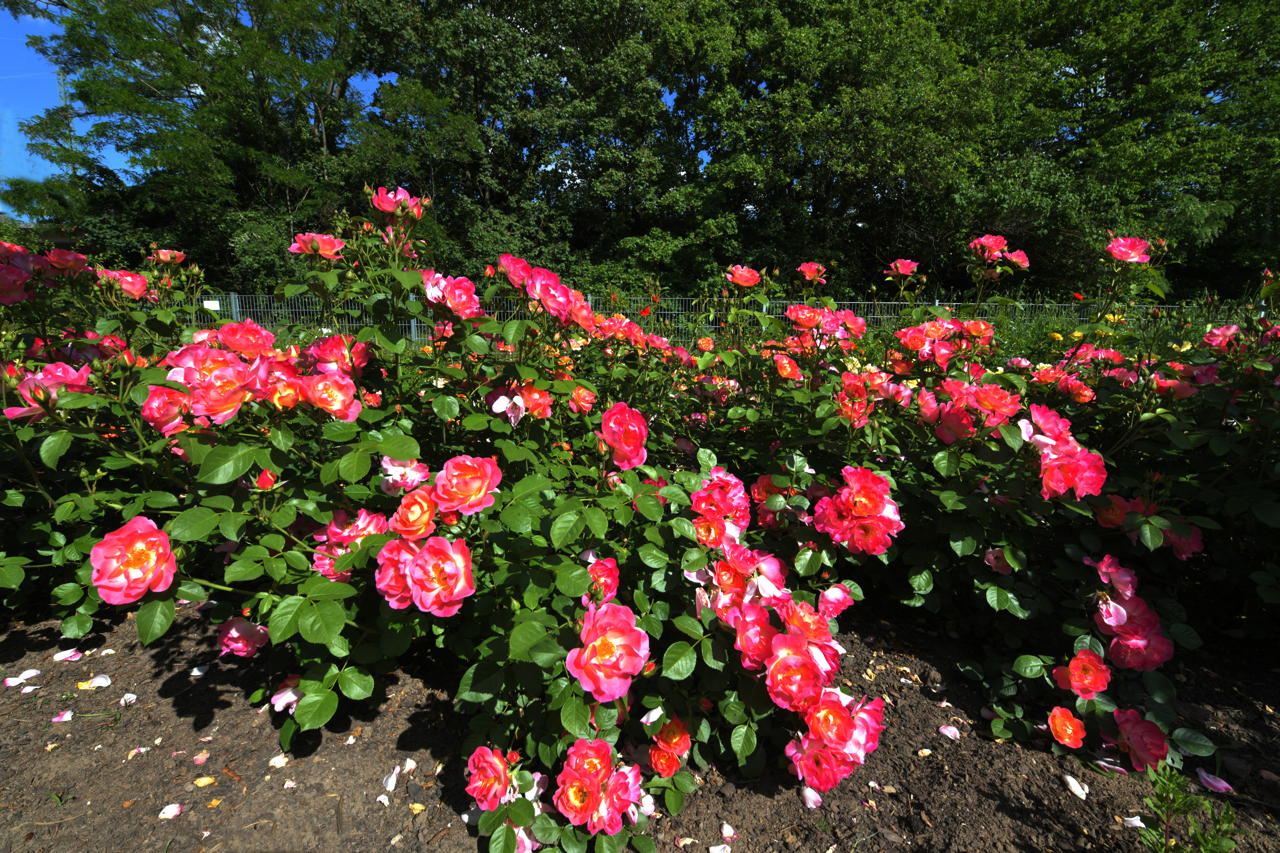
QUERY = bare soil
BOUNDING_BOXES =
[1,606,1276,853]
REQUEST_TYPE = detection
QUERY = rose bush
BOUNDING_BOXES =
[2,203,1276,851]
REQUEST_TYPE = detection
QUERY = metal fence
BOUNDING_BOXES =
[186,292,1188,345]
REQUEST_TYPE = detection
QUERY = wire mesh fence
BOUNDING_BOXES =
[185,292,1210,346]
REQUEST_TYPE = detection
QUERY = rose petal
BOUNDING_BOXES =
[376,794,390,807]
[268,754,289,768]
[51,710,73,723]
[4,668,41,686]
[21,684,41,694]
[1123,816,1146,828]
[78,674,112,690]
[193,750,210,765]
[1196,768,1234,794]
[801,786,823,809]
[938,725,961,740]
[1063,774,1089,800]
[119,693,138,706]
[53,649,82,662]
[383,765,401,792]
[283,779,296,789]
[158,803,183,819]
[193,776,216,788]
[709,846,732,853]
[721,822,738,842]
[99,648,116,656]
[402,758,417,775]
[640,707,664,726]
[190,665,209,677]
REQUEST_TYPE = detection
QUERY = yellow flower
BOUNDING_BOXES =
[1048,332,1064,341]
[1104,313,1126,323]
[1071,331,1085,340]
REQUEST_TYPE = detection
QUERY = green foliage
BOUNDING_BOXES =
[3,0,1276,295]
[1139,764,1239,852]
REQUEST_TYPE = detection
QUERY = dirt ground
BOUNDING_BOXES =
[1,606,1276,853]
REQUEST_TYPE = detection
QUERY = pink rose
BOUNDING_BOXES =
[405,536,475,616]
[598,402,648,471]
[90,517,177,605]
[1106,237,1151,264]
[432,455,502,515]
[725,265,761,287]
[565,603,650,703]
[217,617,269,658]
[884,259,918,277]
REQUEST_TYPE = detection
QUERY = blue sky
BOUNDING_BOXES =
[0,14,62,213]
[0,12,129,218]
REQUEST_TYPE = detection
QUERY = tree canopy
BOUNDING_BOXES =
[3,0,1277,296]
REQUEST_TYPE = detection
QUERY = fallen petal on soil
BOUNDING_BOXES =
[158,803,183,819]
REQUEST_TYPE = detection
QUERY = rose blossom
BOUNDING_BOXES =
[405,536,475,617]
[1109,709,1168,771]
[466,746,515,811]
[1049,707,1085,749]
[90,516,178,605]
[565,603,650,703]
[1106,237,1151,264]
[725,265,761,287]
[287,232,345,259]
[432,455,502,515]
[217,617,269,658]
[598,402,648,470]
[1052,648,1111,700]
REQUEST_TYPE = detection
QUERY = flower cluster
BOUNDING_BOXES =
[812,467,904,556]
[968,233,1029,270]
[1018,405,1107,501]
[892,317,993,371]
[552,739,646,836]
[1090,554,1174,672]
[143,326,368,435]
[786,692,886,805]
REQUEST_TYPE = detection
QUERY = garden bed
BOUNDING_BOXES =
[3,604,1276,853]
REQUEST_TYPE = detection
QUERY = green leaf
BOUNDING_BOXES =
[634,494,663,521]
[637,543,669,568]
[135,598,176,645]
[556,562,592,597]
[630,836,657,853]
[560,696,591,738]
[1012,654,1046,678]
[673,615,703,640]
[0,556,26,589]
[168,507,219,542]
[506,798,535,828]
[432,395,460,421]
[197,444,257,485]
[51,582,84,605]
[1142,671,1177,704]
[322,421,360,442]
[997,423,1024,451]
[1172,727,1215,757]
[337,668,374,700]
[378,433,420,460]
[582,507,608,539]
[268,595,306,642]
[61,612,92,638]
[662,641,697,680]
[1252,502,1280,528]
[337,449,372,483]
[39,431,73,469]
[550,510,582,550]
[509,621,547,661]
[1138,523,1164,551]
[1167,623,1203,650]
[294,688,339,731]
[663,787,685,816]
[932,450,958,477]
[298,599,346,645]
[730,723,758,765]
